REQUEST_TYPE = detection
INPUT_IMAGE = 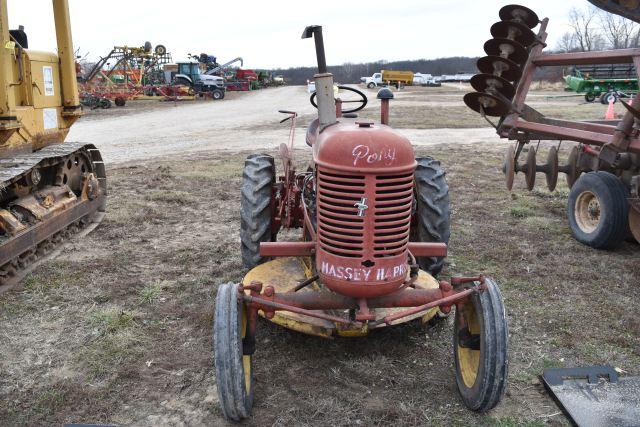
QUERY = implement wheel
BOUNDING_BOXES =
[212,89,225,100]
[240,154,276,268]
[214,282,254,420]
[568,171,629,249]
[454,278,508,412]
[411,157,451,276]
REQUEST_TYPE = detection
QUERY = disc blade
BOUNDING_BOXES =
[499,4,540,29]
[503,144,516,190]
[463,91,511,117]
[565,145,582,188]
[545,146,559,191]
[525,147,536,190]
[470,73,516,100]
[484,38,529,66]
[477,55,522,82]
[491,20,536,47]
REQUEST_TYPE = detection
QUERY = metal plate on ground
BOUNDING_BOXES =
[542,366,640,427]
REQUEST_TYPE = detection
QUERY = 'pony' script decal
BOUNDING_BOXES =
[352,144,396,166]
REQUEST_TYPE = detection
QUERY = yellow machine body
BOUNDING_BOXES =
[0,0,81,155]
[0,0,106,290]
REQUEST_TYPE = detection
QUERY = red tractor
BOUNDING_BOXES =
[213,26,508,420]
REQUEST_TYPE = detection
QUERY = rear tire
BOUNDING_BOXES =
[240,155,276,269]
[567,171,629,248]
[214,282,253,420]
[114,96,126,107]
[454,278,508,412]
[411,157,451,276]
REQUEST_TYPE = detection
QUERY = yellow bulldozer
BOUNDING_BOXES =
[0,0,106,290]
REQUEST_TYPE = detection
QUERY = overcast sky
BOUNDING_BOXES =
[9,0,589,69]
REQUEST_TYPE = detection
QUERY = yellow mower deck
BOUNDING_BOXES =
[243,257,441,338]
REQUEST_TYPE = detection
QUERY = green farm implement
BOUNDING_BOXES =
[564,65,638,104]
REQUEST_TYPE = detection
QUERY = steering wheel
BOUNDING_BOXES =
[310,85,368,113]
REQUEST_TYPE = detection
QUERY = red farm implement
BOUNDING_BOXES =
[464,4,640,247]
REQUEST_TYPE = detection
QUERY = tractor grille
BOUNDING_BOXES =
[316,168,413,259]
[317,169,365,258]
[373,172,413,257]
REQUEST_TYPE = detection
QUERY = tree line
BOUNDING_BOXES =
[272,57,479,85]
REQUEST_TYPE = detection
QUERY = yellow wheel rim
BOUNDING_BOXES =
[575,190,601,233]
[629,208,640,243]
[240,303,252,393]
[457,302,481,388]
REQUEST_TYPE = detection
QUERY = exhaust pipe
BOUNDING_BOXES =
[302,26,336,130]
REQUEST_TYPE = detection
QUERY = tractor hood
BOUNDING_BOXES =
[200,74,223,83]
[311,120,416,173]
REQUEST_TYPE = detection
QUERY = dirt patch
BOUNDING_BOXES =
[1,140,638,425]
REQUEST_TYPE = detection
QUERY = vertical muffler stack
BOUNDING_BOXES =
[302,26,336,130]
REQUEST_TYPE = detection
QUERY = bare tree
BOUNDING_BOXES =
[556,32,577,52]
[598,10,640,49]
[568,6,604,51]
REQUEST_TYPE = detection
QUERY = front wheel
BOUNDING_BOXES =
[567,171,629,248]
[214,282,254,421]
[584,93,595,103]
[367,82,375,89]
[454,278,508,412]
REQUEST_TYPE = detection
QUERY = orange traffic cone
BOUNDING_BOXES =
[605,96,615,120]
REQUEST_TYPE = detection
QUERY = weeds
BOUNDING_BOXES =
[139,281,166,304]
[90,308,134,335]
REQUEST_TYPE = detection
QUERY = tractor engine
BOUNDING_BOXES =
[313,122,416,298]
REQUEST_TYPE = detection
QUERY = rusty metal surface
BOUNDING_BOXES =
[0,196,103,267]
[533,49,640,66]
[1,143,107,285]
[259,241,315,257]
[241,257,450,337]
[588,1,640,23]
[406,242,447,257]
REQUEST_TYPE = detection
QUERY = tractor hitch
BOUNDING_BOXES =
[238,276,487,329]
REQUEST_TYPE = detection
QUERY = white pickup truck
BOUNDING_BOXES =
[360,73,384,88]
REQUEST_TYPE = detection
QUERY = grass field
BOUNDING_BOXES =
[1,138,638,425]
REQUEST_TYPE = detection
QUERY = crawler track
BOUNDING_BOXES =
[0,142,107,292]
